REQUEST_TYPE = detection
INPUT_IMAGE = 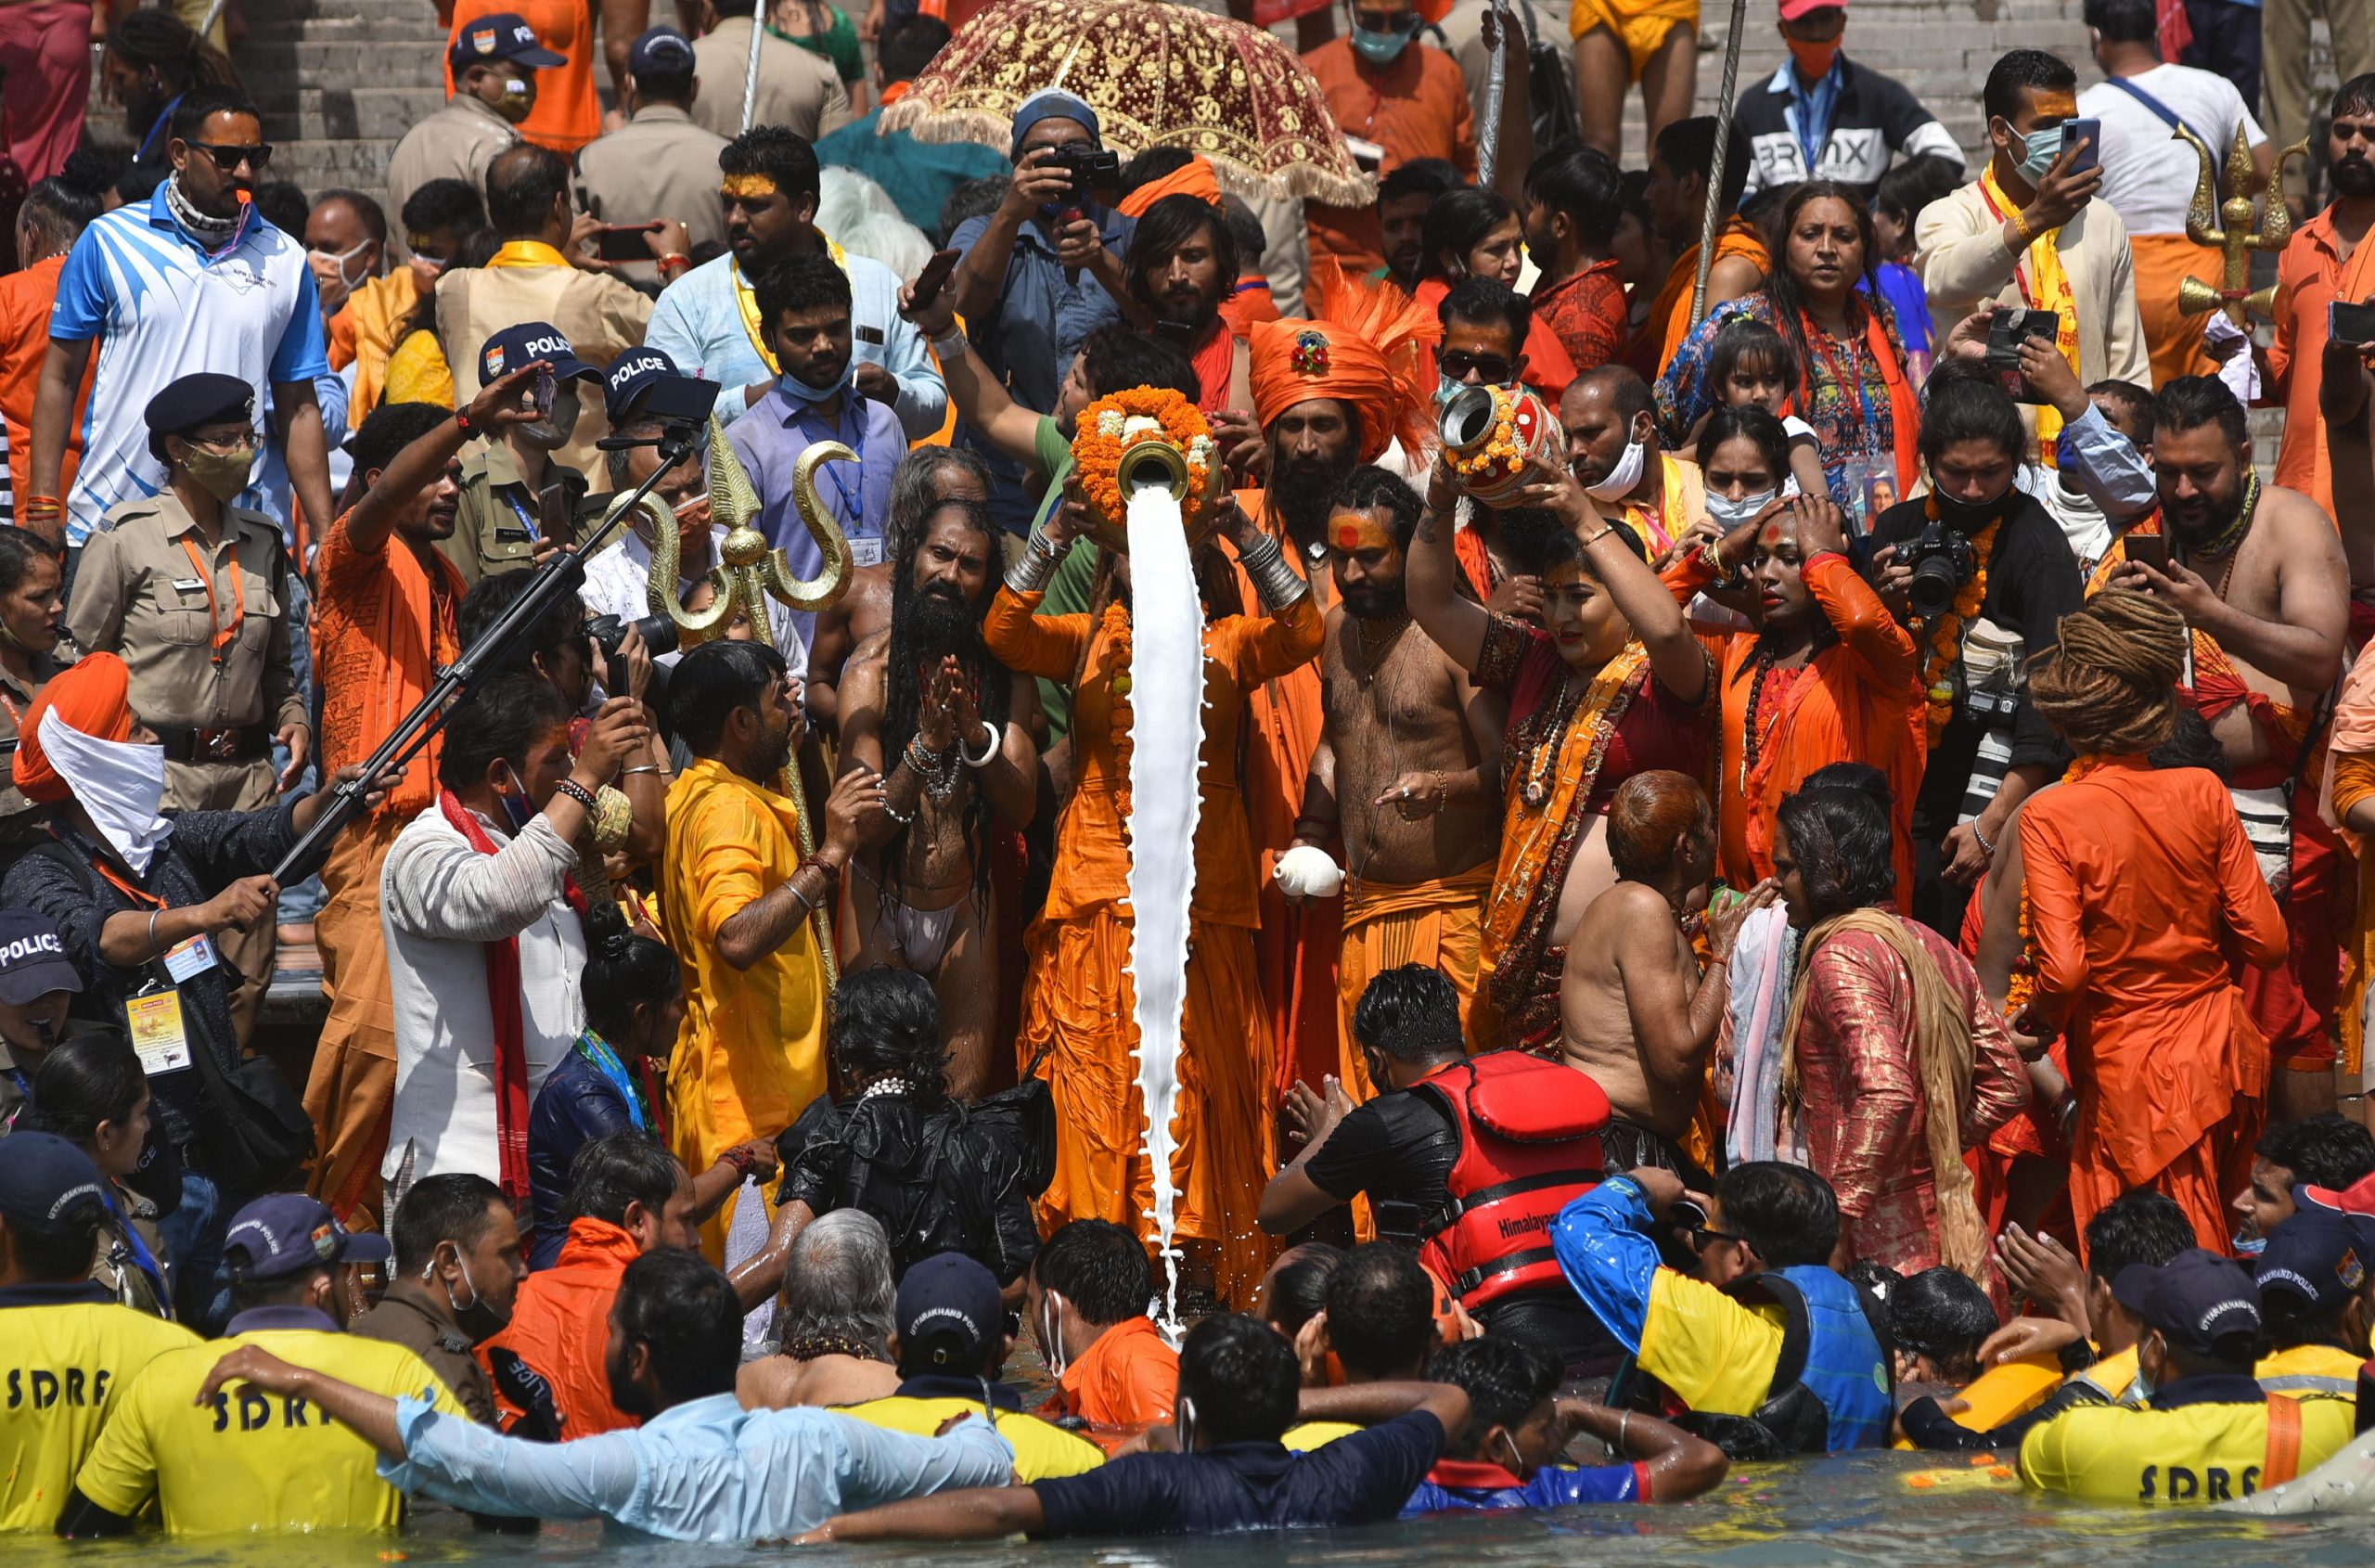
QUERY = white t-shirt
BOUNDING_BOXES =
[578,521,808,678]
[2078,65,2266,238]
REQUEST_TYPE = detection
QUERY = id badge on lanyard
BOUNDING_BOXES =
[124,936,217,1077]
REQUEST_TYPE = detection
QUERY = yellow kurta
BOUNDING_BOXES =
[659,757,828,1258]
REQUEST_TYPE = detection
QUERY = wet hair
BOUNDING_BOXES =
[939,176,1008,243]
[1871,154,1964,233]
[391,1173,507,1275]
[108,7,238,93]
[1177,1314,1302,1445]
[457,566,590,677]
[1336,464,1423,549]
[24,1033,144,1146]
[169,84,261,147]
[615,1250,742,1402]
[1324,1243,1437,1378]
[1845,1259,1903,1302]
[1034,1219,1153,1325]
[401,176,486,238]
[1695,405,1792,482]
[1707,318,1801,400]
[564,1130,682,1227]
[1762,182,1883,382]
[1889,1267,1999,1381]
[1259,1242,1345,1338]
[2337,73,2375,123]
[1919,358,2028,467]
[253,181,311,238]
[348,400,456,484]
[2154,373,2249,450]
[1377,157,1461,210]
[1430,1335,1559,1458]
[2083,1188,2197,1284]
[1607,770,1712,883]
[2028,588,2187,755]
[484,144,571,238]
[2086,378,2157,441]
[672,637,790,754]
[1079,321,1201,403]
[2149,705,2228,777]
[2258,1114,2375,1191]
[2081,0,2156,43]
[753,251,853,324]
[828,968,949,1106]
[1717,1162,1841,1269]
[1522,142,1623,249]
[19,177,104,258]
[1983,48,2079,124]
[879,14,952,83]
[581,902,682,1045]
[1802,761,1892,814]
[1775,783,1896,920]
[720,124,823,205]
[779,1209,897,1356]
[1438,275,1531,350]
[0,526,57,596]
[1419,186,1516,284]
[1123,193,1239,319]
[1350,964,1466,1063]
[1651,115,1751,213]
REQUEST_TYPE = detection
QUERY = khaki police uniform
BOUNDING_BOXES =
[688,15,851,143]
[574,103,732,289]
[385,95,521,262]
[65,493,304,1039]
[442,442,590,588]
[435,258,651,482]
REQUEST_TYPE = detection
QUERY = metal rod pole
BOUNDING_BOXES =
[1688,0,1752,329]
[1477,0,1509,190]
[740,4,767,132]
[195,0,230,44]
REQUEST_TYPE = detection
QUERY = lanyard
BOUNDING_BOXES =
[793,402,864,530]
[176,534,245,664]
[1801,312,1881,456]
[499,486,538,533]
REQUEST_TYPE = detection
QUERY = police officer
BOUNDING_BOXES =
[574,27,728,290]
[64,372,307,1041]
[384,11,563,263]
[443,322,603,588]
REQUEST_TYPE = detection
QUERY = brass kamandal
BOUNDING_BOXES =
[2176,123,2310,326]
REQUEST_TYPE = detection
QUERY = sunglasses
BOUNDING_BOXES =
[1690,1224,1749,1250]
[1440,350,1514,384]
[189,140,273,172]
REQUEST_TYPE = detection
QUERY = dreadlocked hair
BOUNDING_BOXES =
[2027,587,2187,756]
[879,499,1012,914]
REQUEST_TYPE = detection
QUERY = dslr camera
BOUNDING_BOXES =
[1045,145,1121,196]
[587,610,681,661]
[1903,519,1978,622]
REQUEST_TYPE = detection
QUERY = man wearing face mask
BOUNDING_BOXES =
[1560,366,1701,564]
[330,181,487,435]
[1301,0,1478,276]
[1731,0,1962,196]
[443,324,601,588]
[303,190,387,331]
[352,1172,528,1426]
[385,13,557,264]
[65,373,310,1043]
[1918,48,2150,458]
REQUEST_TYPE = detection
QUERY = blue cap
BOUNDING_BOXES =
[628,25,695,77]
[1009,88,1099,161]
[894,1253,1001,1370]
[2113,1247,2262,1356]
[479,321,601,390]
[604,346,682,423]
[0,908,81,1007]
[225,1193,392,1282]
[2255,1208,2373,1317]
[0,1132,108,1238]
[449,11,566,71]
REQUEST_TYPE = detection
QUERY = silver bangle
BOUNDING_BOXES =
[622,764,664,777]
[930,328,968,360]
[1005,533,1061,593]
[1616,1410,1631,1454]
[147,908,161,958]
[1239,532,1308,610]
[960,719,998,768]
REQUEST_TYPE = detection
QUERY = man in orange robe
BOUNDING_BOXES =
[1632,117,1767,379]
[1299,9,1475,276]
[989,494,1323,1309]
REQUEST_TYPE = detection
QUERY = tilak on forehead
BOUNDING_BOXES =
[2028,89,2078,121]
[1330,509,1399,555]
[722,174,779,200]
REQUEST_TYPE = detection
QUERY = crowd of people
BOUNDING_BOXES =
[7,0,2375,1545]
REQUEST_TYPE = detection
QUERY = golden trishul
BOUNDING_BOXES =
[610,412,855,979]
[2176,122,2310,326]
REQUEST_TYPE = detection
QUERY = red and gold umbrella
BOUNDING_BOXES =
[878,0,1374,207]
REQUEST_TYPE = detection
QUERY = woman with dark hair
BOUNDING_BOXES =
[525,902,780,1270]
[1415,188,1577,400]
[0,525,64,860]
[100,7,239,177]
[1654,182,1920,521]
[1768,782,2024,1280]
[25,1030,172,1316]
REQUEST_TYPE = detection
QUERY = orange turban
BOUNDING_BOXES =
[1119,156,1222,218]
[1248,258,1440,464]
[16,652,134,804]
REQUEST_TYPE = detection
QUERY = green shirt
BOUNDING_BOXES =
[1030,414,1103,738]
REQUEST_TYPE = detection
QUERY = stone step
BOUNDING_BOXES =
[254,86,454,144]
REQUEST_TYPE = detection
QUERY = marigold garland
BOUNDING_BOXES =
[1071,385,1218,543]
[1919,519,2002,746]
[1443,383,1535,484]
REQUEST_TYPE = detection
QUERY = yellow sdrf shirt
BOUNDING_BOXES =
[838,1394,1106,1481]
[0,1295,198,1531]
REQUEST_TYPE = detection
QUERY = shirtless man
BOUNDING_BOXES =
[836,496,1039,1099]
[1286,466,1507,1093]
[1557,771,1774,1173]
[2109,376,2349,1122]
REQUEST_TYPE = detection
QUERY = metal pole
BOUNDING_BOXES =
[740,4,767,132]
[1477,0,1509,190]
[1688,0,1752,329]
[195,0,230,45]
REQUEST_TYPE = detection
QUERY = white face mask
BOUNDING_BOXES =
[37,709,171,876]
[308,238,375,289]
[1584,427,1648,501]
[1038,1290,1069,1378]
[1705,488,1778,525]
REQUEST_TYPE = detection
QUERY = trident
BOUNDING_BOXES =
[2176,123,2311,327]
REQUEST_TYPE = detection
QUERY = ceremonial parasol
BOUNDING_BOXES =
[877,0,1376,207]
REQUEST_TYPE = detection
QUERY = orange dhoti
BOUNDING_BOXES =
[1335,864,1494,1099]
[2129,232,2221,391]
[302,813,407,1227]
[1019,908,1277,1307]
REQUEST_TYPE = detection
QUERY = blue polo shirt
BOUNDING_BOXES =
[1030,1411,1444,1536]
[50,186,328,546]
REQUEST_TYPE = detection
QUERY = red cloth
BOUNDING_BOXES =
[1530,258,1629,373]
[0,3,92,186]
[479,1216,642,1437]
[1220,276,1282,338]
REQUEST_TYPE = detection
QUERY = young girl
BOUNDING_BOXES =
[1701,319,1830,507]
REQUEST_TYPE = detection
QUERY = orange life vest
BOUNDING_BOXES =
[1413,1052,1611,1310]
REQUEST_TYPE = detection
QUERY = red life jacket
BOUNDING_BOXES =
[1413,1052,1611,1311]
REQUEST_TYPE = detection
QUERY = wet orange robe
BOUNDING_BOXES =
[478,1215,641,1438]
[2020,758,2288,1254]
[1629,217,1771,380]
[987,584,1324,1307]
[1054,1315,1178,1427]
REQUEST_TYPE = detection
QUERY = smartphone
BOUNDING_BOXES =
[2125,532,2169,572]
[2333,299,2375,347]
[2059,117,2101,175]
[535,481,573,548]
[592,221,663,263]
[1985,308,2063,403]
[910,248,961,312]
[531,364,558,424]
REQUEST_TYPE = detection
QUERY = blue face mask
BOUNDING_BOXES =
[2004,122,2060,188]
[1352,18,1419,64]
[780,363,850,404]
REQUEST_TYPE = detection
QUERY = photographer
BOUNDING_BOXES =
[1871,361,2083,937]
[443,322,602,589]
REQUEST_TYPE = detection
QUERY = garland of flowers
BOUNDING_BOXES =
[2003,753,2112,1017]
[1072,385,1218,537]
[1100,601,1136,822]
[1919,519,2002,746]
[1444,382,1534,487]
